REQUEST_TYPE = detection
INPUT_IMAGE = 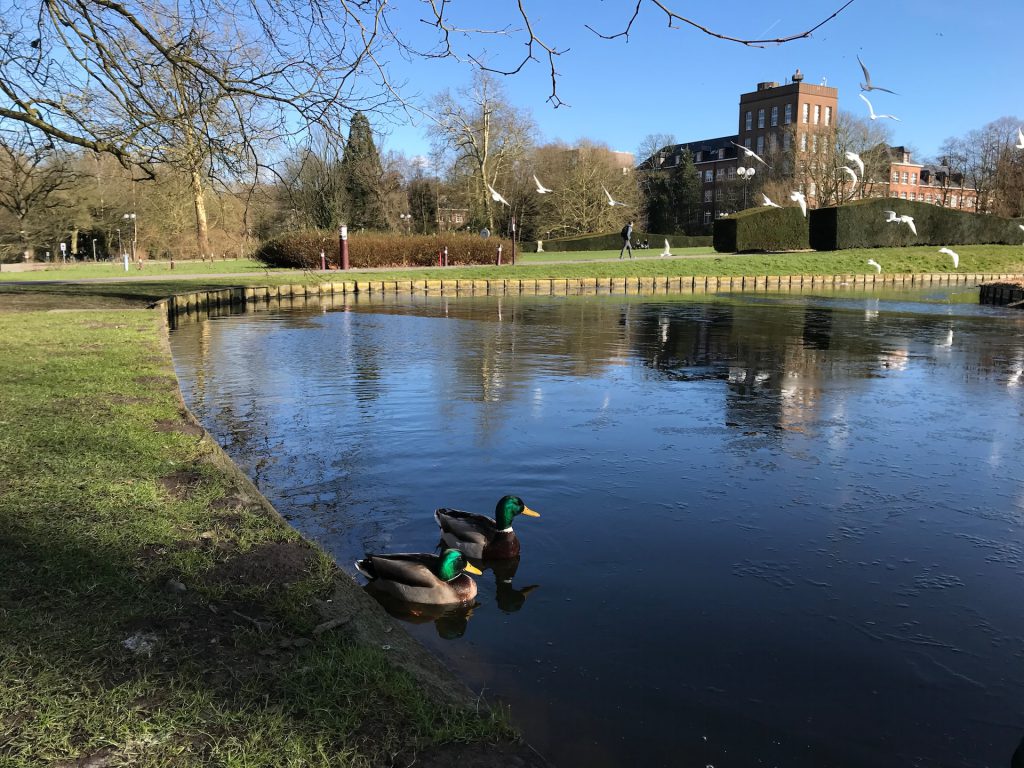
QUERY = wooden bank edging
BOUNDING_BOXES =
[979,280,1024,307]
[164,272,1024,318]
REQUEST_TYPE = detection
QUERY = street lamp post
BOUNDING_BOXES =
[737,166,756,210]
[399,213,411,233]
[123,212,137,262]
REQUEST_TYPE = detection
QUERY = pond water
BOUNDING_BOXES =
[170,288,1024,768]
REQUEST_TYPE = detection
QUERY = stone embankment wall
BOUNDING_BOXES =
[979,281,1024,308]
[166,272,1024,320]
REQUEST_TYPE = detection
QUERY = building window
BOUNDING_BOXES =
[811,134,818,153]
[718,148,725,160]
[771,106,778,127]
[756,135,764,155]
[892,171,899,183]
[910,173,917,184]
[757,108,765,129]
[715,188,722,200]
[926,194,932,203]
[900,192,907,199]
[716,168,724,179]
[728,166,735,176]
[784,104,793,125]
[704,190,713,202]
[744,137,752,149]
[745,111,752,131]
[802,103,809,123]
[902,172,908,183]
[704,211,712,224]
[704,170,713,182]
[910,193,916,201]
[814,105,820,125]
[783,132,791,151]
[825,106,832,126]
[800,133,807,151]
[695,151,702,162]
[809,182,817,197]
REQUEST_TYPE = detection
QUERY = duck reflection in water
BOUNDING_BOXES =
[364,589,478,640]
[484,556,540,613]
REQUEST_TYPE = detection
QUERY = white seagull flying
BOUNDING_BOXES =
[844,150,865,177]
[533,175,553,194]
[1016,127,1024,150]
[761,193,781,208]
[789,190,807,217]
[841,166,859,186]
[486,183,510,207]
[939,247,960,269]
[896,214,916,235]
[857,55,898,95]
[859,93,900,121]
[660,239,672,257]
[867,259,882,273]
[883,209,899,223]
[730,141,771,168]
[602,186,627,207]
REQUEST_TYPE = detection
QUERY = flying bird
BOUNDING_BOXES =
[867,259,882,273]
[896,214,916,235]
[660,239,672,257]
[841,166,858,186]
[730,141,771,168]
[939,247,959,269]
[1016,127,1024,150]
[844,150,865,177]
[789,190,807,217]
[533,174,552,194]
[486,183,510,207]
[602,186,627,207]
[857,55,899,94]
[761,193,781,208]
[883,209,899,222]
[859,93,900,121]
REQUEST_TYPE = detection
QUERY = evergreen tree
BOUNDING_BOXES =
[340,112,388,230]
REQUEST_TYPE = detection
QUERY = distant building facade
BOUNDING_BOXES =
[639,69,980,223]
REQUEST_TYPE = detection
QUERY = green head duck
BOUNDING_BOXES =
[494,495,541,530]
[436,549,482,581]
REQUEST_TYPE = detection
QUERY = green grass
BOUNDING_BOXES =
[517,246,716,262]
[0,310,512,767]
[0,258,275,281]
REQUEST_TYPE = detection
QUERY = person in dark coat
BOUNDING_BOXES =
[619,220,634,259]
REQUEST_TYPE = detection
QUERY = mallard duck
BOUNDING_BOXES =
[434,495,540,560]
[354,549,482,605]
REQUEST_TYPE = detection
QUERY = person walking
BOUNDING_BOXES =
[619,220,634,259]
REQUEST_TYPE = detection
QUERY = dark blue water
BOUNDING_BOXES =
[170,289,1024,767]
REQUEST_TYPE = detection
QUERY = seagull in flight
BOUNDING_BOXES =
[761,193,780,208]
[486,183,510,207]
[867,259,882,273]
[857,55,898,94]
[602,186,627,207]
[789,190,807,217]
[939,247,959,269]
[883,209,899,222]
[844,150,865,177]
[730,141,771,168]
[660,239,672,257]
[860,93,900,121]
[1016,127,1024,150]
[896,214,916,235]
[841,166,858,186]
[533,175,553,194]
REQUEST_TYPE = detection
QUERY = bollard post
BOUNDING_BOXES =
[320,250,326,271]
[510,216,516,265]
[443,246,448,267]
[339,224,349,270]
[438,249,443,267]
[496,244,503,266]
[170,258,175,270]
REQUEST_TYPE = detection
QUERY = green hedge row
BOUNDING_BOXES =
[254,230,511,269]
[809,199,1024,250]
[533,231,710,252]
[713,207,810,253]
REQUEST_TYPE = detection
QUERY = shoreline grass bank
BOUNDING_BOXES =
[0,307,540,767]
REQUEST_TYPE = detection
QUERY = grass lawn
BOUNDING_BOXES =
[0,258,277,281]
[516,245,716,262]
[0,309,526,767]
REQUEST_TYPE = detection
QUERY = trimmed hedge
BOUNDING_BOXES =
[713,206,810,253]
[254,230,512,269]
[534,231,710,252]
[809,198,1024,251]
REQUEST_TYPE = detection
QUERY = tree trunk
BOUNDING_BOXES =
[191,168,211,259]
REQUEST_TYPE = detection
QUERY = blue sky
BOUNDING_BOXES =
[374,0,1023,164]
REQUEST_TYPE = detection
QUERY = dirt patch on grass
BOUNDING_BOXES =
[207,540,317,591]
[134,374,178,388]
[154,418,205,437]
[158,470,204,499]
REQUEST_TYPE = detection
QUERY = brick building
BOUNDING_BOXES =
[639,69,980,225]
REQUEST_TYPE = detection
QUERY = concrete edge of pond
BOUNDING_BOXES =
[154,299,552,767]
[160,272,1024,320]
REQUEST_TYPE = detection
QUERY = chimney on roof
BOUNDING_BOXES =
[756,81,780,91]
[792,68,804,83]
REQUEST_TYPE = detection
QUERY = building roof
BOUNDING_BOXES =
[637,135,739,170]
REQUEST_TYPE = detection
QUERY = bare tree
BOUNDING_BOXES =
[0,132,77,260]
[429,72,535,231]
